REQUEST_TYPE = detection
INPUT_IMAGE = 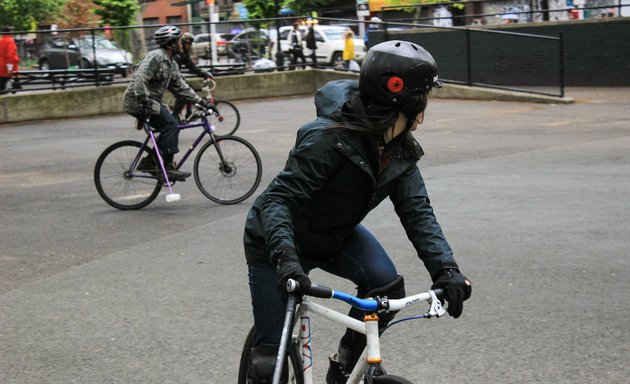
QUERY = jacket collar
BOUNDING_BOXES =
[334,132,421,187]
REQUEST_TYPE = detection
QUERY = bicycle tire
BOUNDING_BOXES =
[94,140,161,210]
[373,375,414,384]
[193,136,262,204]
[213,100,240,136]
[237,326,304,384]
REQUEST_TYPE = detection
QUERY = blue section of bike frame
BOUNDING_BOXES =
[331,291,378,311]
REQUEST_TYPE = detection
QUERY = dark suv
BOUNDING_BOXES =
[228,28,270,62]
[38,37,133,76]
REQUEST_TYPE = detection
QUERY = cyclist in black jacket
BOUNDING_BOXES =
[172,32,214,121]
[243,40,472,384]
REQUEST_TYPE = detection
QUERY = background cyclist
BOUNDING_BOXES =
[172,32,215,122]
[122,25,215,181]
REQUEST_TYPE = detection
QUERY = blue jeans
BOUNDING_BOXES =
[248,224,399,347]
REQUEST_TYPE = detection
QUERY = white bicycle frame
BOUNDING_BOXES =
[285,287,446,384]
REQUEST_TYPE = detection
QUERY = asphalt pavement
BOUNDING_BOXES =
[0,87,629,383]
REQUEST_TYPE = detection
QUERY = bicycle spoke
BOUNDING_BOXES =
[94,141,161,210]
[194,136,262,204]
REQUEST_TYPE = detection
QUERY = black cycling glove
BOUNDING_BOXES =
[141,99,154,119]
[431,268,472,318]
[273,247,311,299]
[198,98,219,115]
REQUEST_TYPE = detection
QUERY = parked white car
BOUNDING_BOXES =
[191,32,234,60]
[276,25,366,68]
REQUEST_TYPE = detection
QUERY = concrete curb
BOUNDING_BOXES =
[0,69,573,124]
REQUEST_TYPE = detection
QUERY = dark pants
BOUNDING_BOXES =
[172,97,184,118]
[0,76,21,93]
[131,104,180,155]
[248,224,399,347]
[289,48,307,70]
[0,77,9,91]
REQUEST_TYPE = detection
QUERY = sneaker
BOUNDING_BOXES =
[166,169,191,182]
[326,353,349,384]
[159,162,191,182]
[247,345,288,384]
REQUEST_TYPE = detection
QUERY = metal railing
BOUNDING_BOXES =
[2,14,570,98]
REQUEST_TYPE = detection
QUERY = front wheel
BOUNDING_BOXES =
[331,52,344,70]
[213,100,241,136]
[373,375,414,383]
[237,326,304,384]
[94,140,161,210]
[39,59,50,71]
[194,136,262,204]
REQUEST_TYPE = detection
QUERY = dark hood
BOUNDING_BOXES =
[314,79,358,121]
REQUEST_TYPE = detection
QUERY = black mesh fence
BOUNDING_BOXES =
[367,22,563,97]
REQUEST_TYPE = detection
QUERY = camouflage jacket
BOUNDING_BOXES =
[123,48,202,115]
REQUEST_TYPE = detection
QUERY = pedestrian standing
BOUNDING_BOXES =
[305,25,317,68]
[0,26,20,93]
[342,29,355,70]
[287,22,306,70]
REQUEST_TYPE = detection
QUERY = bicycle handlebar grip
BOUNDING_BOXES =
[306,284,334,298]
[286,279,333,298]
[432,288,445,299]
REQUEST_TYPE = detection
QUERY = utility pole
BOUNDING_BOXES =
[275,0,284,70]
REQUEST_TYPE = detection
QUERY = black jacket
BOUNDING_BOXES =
[174,52,212,79]
[243,80,458,280]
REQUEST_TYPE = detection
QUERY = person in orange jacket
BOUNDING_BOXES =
[0,26,20,93]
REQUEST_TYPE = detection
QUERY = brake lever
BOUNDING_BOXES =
[428,290,447,318]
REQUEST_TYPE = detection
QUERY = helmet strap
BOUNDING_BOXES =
[164,39,180,56]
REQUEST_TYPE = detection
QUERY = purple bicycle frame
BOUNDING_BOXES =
[168,119,216,171]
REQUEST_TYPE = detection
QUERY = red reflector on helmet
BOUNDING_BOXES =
[387,76,404,93]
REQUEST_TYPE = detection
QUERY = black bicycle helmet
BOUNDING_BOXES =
[154,25,182,47]
[359,40,442,118]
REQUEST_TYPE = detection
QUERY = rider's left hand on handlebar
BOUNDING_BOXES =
[198,98,219,115]
[431,268,471,318]
[274,247,311,300]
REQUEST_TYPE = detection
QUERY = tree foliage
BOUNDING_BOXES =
[285,0,336,17]
[243,0,279,20]
[0,0,65,32]
[243,0,335,20]
[91,0,138,50]
[92,0,138,27]
[56,0,99,30]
